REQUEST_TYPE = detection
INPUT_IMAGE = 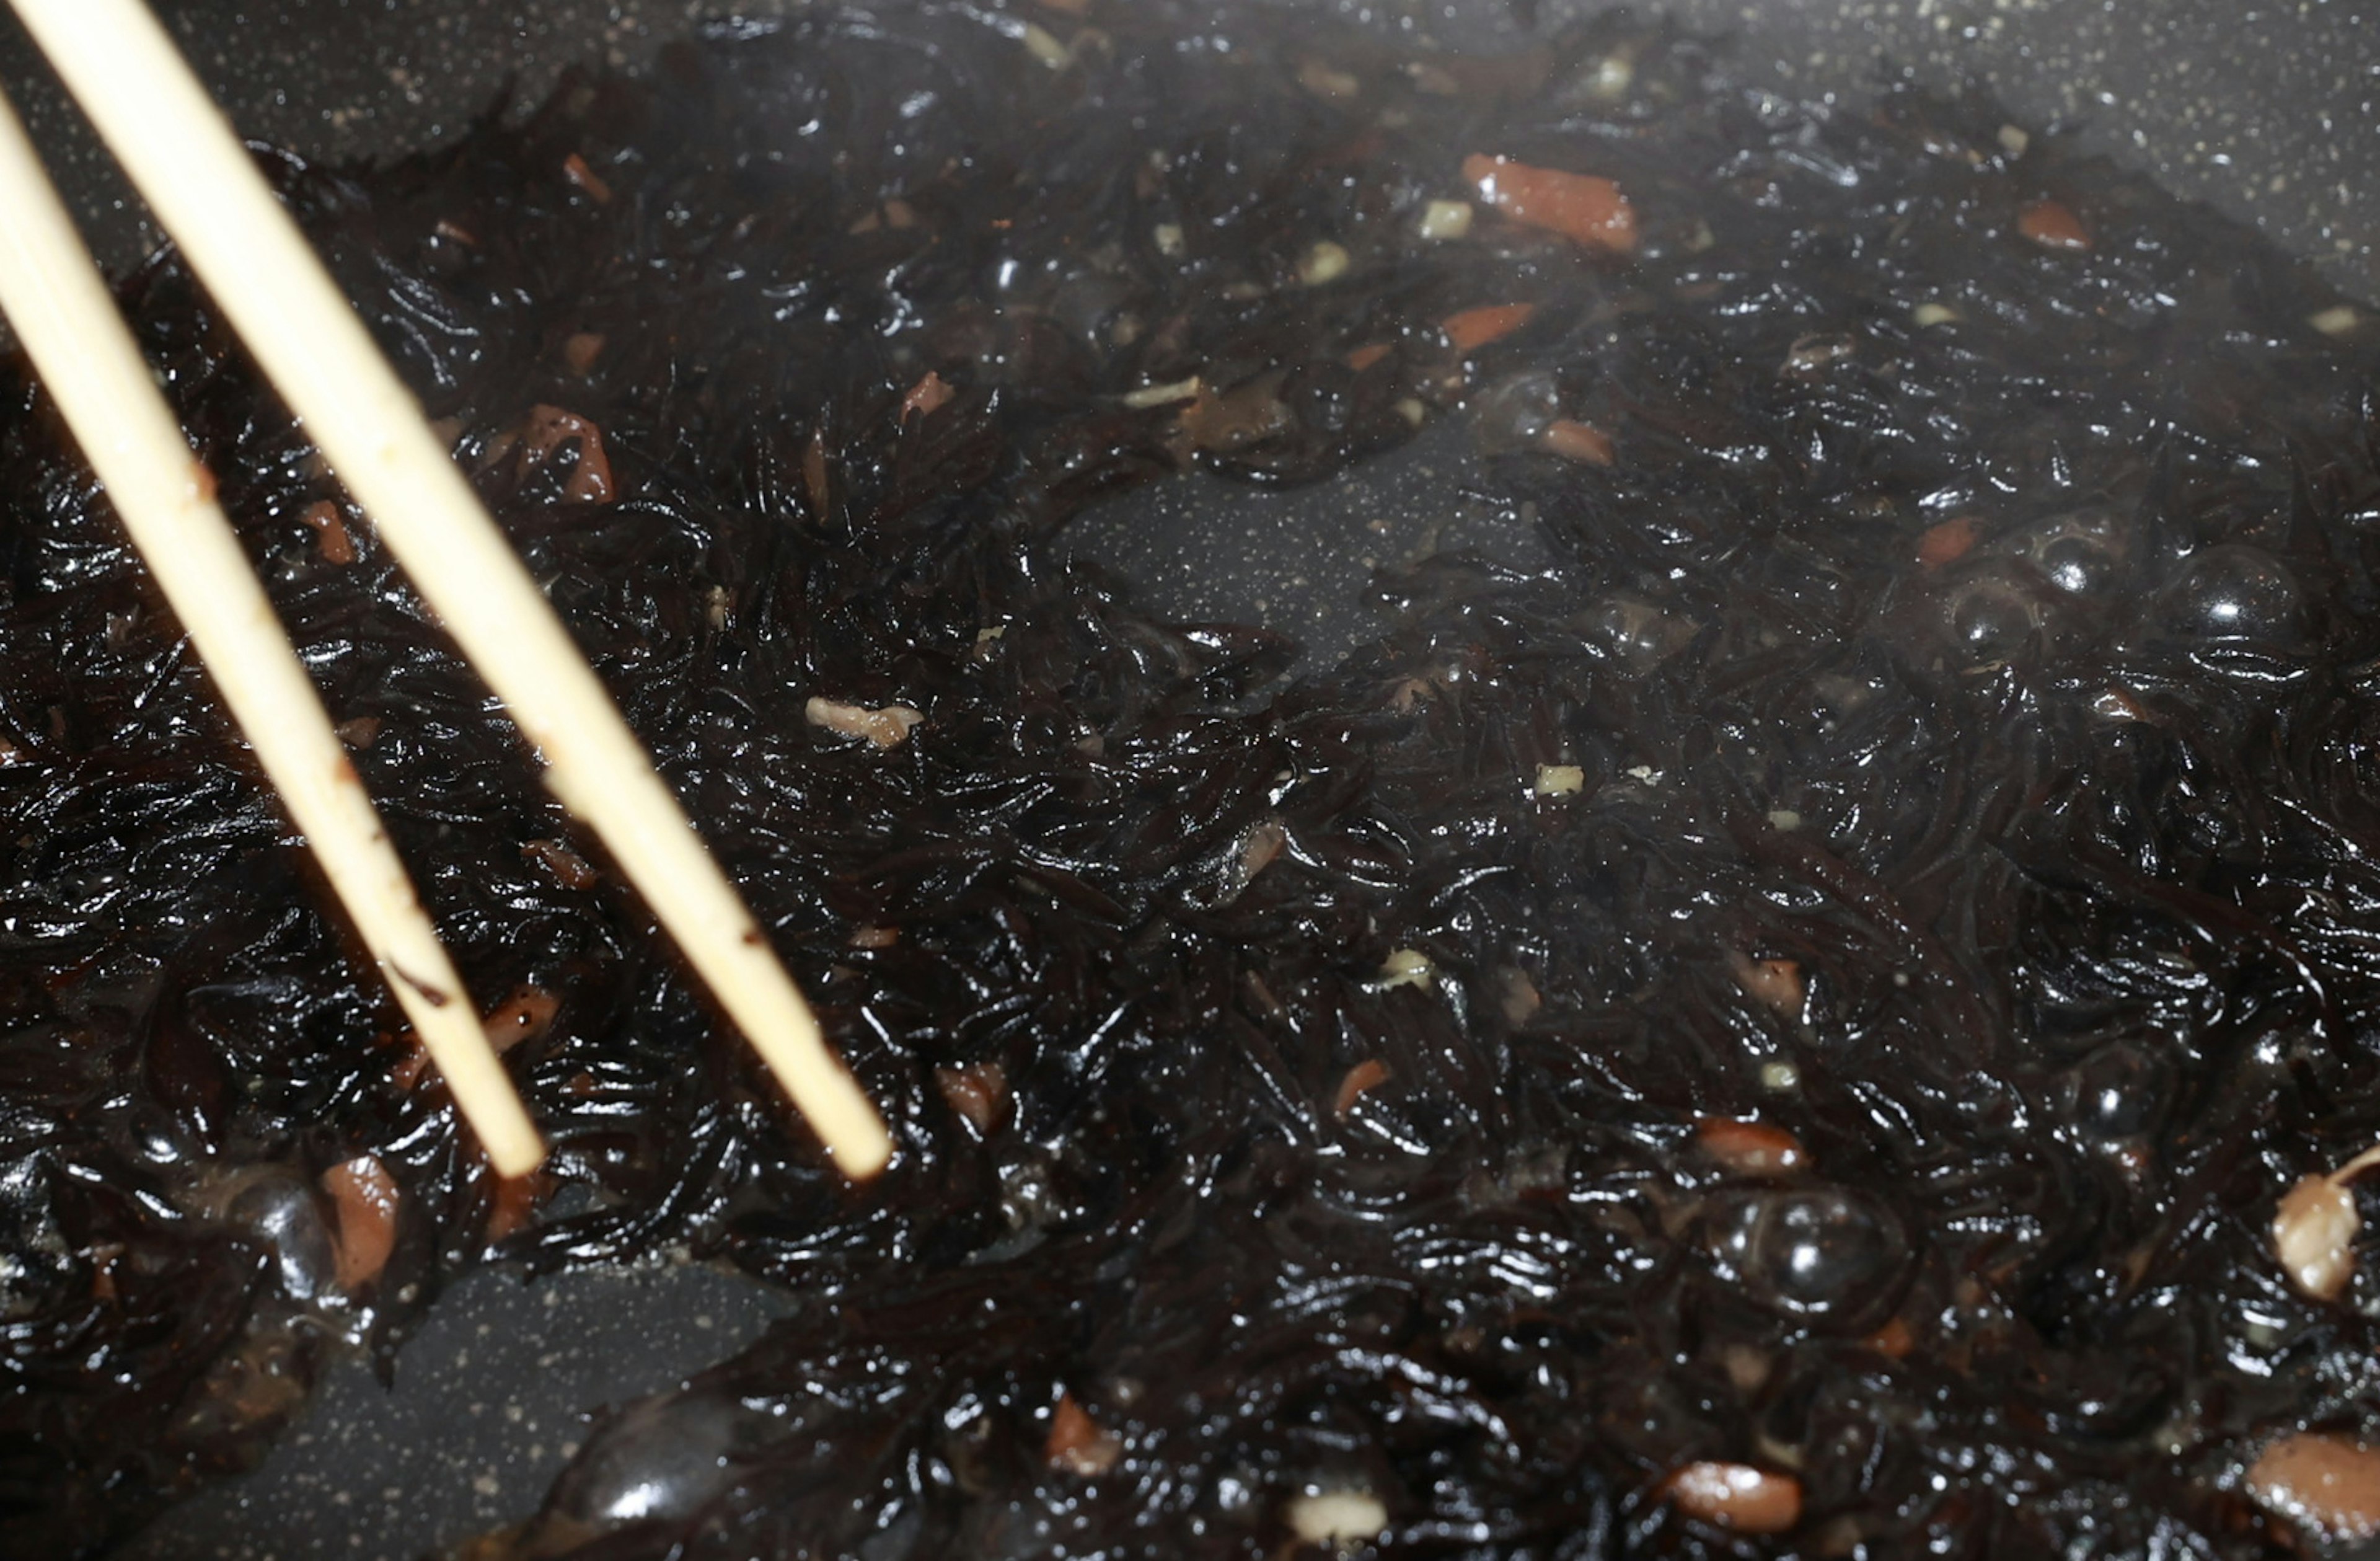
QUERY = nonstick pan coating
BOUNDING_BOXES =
[0,2,2368,1557]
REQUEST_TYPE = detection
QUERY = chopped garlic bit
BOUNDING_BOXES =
[1377,948,1435,991]
[1298,240,1352,287]
[1121,374,1202,409]
[1911,301,1961,327]
[806,696,923,749]
[1286,1488,1390,1549]
[1296,60,1361,100]
[1996,124,2030,159]
[1766,808,1801,831]
[1393,397,1427,427]
[1406,60,1460,96]
[2275,1174,2358,1299]
[1417,199,1474,241]
[1533,763,1584,797]
[2274,1143,2380,1299]
[1760,1060,1802,1092]
[1587,52,1634,99]
[2309,304,2363,337]
[1020,21,1072,69]
[1152,222,1186,257]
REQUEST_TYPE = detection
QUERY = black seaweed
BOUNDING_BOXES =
[4,3,2380,1557]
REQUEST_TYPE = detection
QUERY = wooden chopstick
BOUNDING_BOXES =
[0,87,545,1177]
[9,0,894,1178]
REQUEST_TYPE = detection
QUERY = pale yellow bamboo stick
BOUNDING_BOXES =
[7,0,892,1178]
[0,89,543,1177]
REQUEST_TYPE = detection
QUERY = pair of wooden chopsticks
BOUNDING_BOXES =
[0,0,891,1180]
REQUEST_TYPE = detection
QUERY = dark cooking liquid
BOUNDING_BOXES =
[3,3,2379,1557]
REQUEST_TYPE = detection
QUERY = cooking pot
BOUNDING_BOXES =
[0,1,2369,1556]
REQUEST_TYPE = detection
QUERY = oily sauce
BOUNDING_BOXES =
[1,3,2378,1556]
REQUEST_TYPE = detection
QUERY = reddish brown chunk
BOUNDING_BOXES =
[1463,154,1637,254]
[562,331,606,374]
[937,1061,1009,1134]
[1730,951,1806,1019]
[1238,818,1288,885]
[1916,515,1980,568]
[300,500,357,565]
[484,1169,550,1242]
[1663,1462,1802,1534]
[1345,342,1393,372]
[1334,1058,1392,1117]
[1540,418,1614,466]
[482,985,559,1054]
[803,430,832,518]
[388,1035,430,1092]
[334,716,381,750]
[2017,198,2091,251]
[321,1155,400,1292]
[562,152,614,205]
[1865,1316,1916,1358]
[1046,1392,1123,1476]
[850,924,902,950]
[1180,374,1293,452]
[901,371,955,420]
[490,405,617,504]
[2247,1433,2380,1542]
[89,1245,122,1302]
[523,837,599,890]
[1441,303,1537,355]
[1498,966,1542,1024]
[1694,1117,1807,1175]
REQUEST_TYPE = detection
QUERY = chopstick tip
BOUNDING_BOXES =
[832,1116,895,1181]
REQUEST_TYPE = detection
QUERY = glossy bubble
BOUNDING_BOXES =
[1702,1186,1906,1319]
[217,1167,338,1303]
[2015,507,2127,596]
[1471,370,1562,454]
[2068,1040,2169,1140]
[545,1390,782,1533]
[1586,595,1690,670]
[1940,565,2042,663]
[2159,545,2302,642]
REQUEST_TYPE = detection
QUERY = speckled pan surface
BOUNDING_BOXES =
[0,2,2366,1558]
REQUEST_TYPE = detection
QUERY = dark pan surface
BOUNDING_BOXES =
[0,2,2367,1557]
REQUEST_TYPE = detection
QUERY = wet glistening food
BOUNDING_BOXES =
[2,2,2379,1556]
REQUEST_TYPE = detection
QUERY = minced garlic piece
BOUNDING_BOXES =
[806,696,922,749]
